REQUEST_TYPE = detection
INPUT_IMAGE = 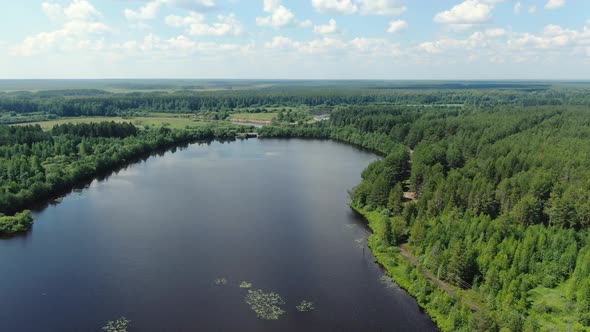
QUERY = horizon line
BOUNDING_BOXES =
[0,78,589,82]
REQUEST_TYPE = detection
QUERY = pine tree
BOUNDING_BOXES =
[369,177,390,208]
[380,211,393,246]
[387,183,404,215]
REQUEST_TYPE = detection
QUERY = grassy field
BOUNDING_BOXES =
[130,117,209,129]
[144,112,197,118]
[229,113,277,122]
[14,116,209,130]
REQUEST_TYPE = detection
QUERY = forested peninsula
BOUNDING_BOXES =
[1,81,590,331]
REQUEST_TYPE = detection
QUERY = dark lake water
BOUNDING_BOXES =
[0,139,436,332]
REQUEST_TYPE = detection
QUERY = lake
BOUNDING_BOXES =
[0,139,436,331]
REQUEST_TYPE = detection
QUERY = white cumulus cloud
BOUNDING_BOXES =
[545,0,565,10]
[265,35,401,58]
[416,23,590,63]
[257,0,295,27]
[421,32,487,53]
[124,1,161,20]
[528,5,538,14]
[387,20,407,33]
[357,0,406,16]
[12,0,110,56]
[124,0,217,21]
[257,0,309,28]
[434,0,494,26]
[485,28,506,37]
[314,19,339,34]
[168,0,216,11]
[165,12,244,36]
[42,0,102,21]
[311,0,358,15]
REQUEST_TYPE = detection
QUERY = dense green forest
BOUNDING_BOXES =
[259,101,590,331]
[1,82,590,330]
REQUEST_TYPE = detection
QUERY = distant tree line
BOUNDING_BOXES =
[1,88,589,119]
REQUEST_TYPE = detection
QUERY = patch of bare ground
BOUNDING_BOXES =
[403,191,417,202]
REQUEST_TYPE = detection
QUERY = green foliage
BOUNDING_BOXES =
[380,209,393,246]
[102,317,130,332]
[387,183,404,215]
[0,124,49,146]
[0,210,33,235]
[296,300,315,312]
[381,149,411,184]
[275,109,311,124]
[245,289,285,320]
[511,194,542,226]
[390,216,407,246]
[52,121,138,138]
[239,281,253,289]
[370,177,391,208]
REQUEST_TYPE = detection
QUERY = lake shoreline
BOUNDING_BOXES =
[0,139,194,236]
[350,204,447,331]
[0,138,437,331]
[0,134,246,235]
[4,131,443,330]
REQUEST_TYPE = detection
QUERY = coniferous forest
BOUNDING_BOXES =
[259,91,590,331]
[1,81,590,331]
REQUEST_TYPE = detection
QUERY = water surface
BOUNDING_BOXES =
[0,139,436,331]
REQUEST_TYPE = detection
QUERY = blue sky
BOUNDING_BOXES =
[0,0,589,79]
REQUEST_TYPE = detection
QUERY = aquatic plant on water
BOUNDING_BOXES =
[296,300,315,312]
[214,277,228,285]
[102,317,131,332]
[239,281,253,289]
[245,289,285,320]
